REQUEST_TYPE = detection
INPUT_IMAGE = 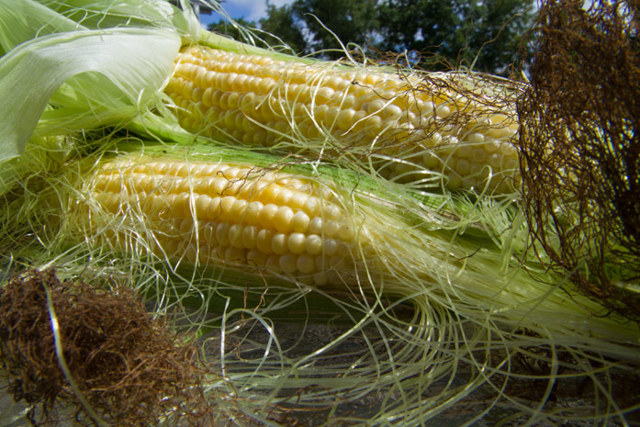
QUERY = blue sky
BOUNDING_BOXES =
[199,0,293,27]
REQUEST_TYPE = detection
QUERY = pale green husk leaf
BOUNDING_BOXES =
[38,0,201,38]
[0,27,180,160]
[0,0,82,53]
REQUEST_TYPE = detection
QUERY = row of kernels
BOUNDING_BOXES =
[173,65,436,130]
[95,173,180,200]
[251,247,348,275]
[176,49,280,79]
[274,82,312,102]
[245,248,349,276]
[155,188,340,235]
[170,73,455,152]
[418,141,519,190]
[152,220,354,276]
[202,107,262,134]
[171,217,337,253]
[172,68,278,102]
[95,170,227,197]
[109,166,331,215]
[174,47,518,142]
[201,89,277,122]
[97,182,354,241]
[127,160,262,185]
[459,116,519,141]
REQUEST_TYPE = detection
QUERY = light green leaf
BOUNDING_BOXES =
[0,27,180,161]
[39,0,201,38]
[0,0,84,53]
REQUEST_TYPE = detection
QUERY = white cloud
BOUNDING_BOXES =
[223,0,293,22]
[231,0,264,21]
[199,0,294,27]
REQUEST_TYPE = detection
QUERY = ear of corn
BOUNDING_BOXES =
[164,46,521,193]
[84,153,366,286]
[73,144,640,348]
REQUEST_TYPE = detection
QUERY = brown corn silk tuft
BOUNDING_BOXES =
[165,46,523,193]
[0,269,217,425]
[517,0,640,320]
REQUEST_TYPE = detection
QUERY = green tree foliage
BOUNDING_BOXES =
[472,0,535,73]
[378,0,535,73]
[257,0,535,74]
[259,2,306,54]
[208,1,534,74]
[377,0,460,66]
[208,17,257,42]
[291,0,379,57]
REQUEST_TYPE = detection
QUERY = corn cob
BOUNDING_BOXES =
[84,155,367,286]
[164,46,521,193]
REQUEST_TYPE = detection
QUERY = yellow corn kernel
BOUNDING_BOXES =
[165,46,522,193]
[84,156,364,281]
